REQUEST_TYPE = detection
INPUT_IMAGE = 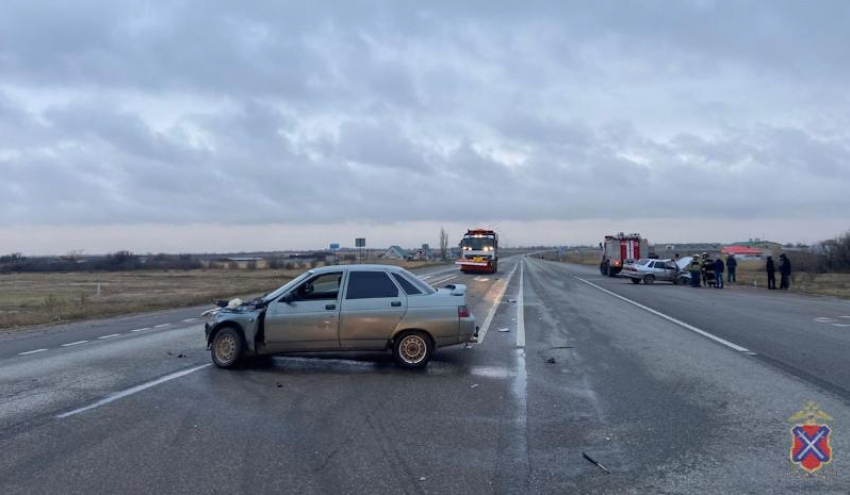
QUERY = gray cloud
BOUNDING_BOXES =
[1,0,849,243]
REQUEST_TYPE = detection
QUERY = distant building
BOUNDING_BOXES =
[732,239,783,257]
[380,246,407,260]
[721,245,764,259]
[207,257,269,269]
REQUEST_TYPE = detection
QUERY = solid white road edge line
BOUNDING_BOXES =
[56,364,212,419]
[98,333,121,339]
[18,348,49,356]
[574,277,750,353]
[61,340,88,347]
[477,263,519,344]
[516,260,526,347]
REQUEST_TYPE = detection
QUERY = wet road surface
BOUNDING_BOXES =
[1,257,849,494]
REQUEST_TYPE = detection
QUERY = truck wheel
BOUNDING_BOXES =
[643,274,656,285]
[211,327,244,369]
[630,278,641,284]
[392,331,433,369]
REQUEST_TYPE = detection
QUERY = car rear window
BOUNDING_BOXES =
[636,259,650,265]
[346,271,399,299]
[392,273,422,295]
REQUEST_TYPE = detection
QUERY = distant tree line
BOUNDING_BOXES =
[0,251,203,273]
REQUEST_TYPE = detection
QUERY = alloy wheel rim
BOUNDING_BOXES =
[215,334,236,363]
[399,335,427,364]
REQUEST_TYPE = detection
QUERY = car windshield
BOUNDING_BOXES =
[635,259,651,265]
[261,271,312,303]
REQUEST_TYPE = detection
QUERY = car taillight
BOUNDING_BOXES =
[458,305,470,318]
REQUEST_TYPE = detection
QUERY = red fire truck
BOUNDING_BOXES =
[456,229,498,274]
[600,233,648,277]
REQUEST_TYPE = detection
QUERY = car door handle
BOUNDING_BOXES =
[325,304,336,310]
[391,301,402,307]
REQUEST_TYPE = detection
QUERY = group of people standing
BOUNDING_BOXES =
[687,253,735,288]
[685,252,792,290]
[765,253,792,290]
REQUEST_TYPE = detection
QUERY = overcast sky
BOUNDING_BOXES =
[2,1,849,254]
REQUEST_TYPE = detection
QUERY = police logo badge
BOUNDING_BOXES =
[789,402,833,474]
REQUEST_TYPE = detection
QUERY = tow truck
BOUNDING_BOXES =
[456,229,498,274]
[600,232,648,277]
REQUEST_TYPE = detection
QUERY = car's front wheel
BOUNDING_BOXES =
[392,331,433,369]
[643,274,656,285]
[211,327,244,369]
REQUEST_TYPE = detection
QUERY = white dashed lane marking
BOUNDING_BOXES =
[61,340,89,347]
[56,364,212,419]
[181,318,198,323]
[130,327,152,333]
[154,323,170,328]
[98,333,121,340]
[18,348,48,356]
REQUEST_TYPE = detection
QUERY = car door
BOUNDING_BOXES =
[662,261,678,281]
[263,271,343,351]
[339,270,407,349]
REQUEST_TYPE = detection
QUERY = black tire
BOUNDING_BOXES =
[392,330,434,369]
[643,274,656,285]
[211,327,244,369]
[630,278,641,284]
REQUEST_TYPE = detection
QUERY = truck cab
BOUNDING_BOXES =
[456,229,499,274]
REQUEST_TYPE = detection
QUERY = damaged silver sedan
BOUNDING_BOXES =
[204,264,476,369]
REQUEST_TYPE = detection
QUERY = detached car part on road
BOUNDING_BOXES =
[203,265,476,369]
[620,258,689,285]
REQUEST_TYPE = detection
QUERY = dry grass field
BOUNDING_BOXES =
[733,260,850,298]
[0,269,300,330]
[0,260,450,331]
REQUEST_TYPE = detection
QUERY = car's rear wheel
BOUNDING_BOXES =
[392,331,433,369]
[211,327,244,369]
[630,277,641,284]
[643,274,656,285]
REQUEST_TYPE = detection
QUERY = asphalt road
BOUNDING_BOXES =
[1,257,849,494]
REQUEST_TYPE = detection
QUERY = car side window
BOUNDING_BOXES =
[290,272,342,301]
[392,273,422,295]
[346,271,399,299]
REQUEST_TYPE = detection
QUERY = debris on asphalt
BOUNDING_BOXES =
[276,382,283,388]
[582,452,610,474]
[546,357,556,364]
[508,298,517,303]
[419,477,426,482]
[498,327,510,332]
[470,383,479,389]
[177,353,185,358]
[167,351,173,356]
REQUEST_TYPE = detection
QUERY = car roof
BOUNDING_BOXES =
[309,264,409,275]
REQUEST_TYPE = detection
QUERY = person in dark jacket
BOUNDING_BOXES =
[766,256,776,290]
[701,253,716,287]
[688,256,701,287]
[726,254,737,284]
[714,257,725,289]
[779,253,792,290]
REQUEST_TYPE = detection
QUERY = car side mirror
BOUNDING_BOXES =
[280,293,295,304]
